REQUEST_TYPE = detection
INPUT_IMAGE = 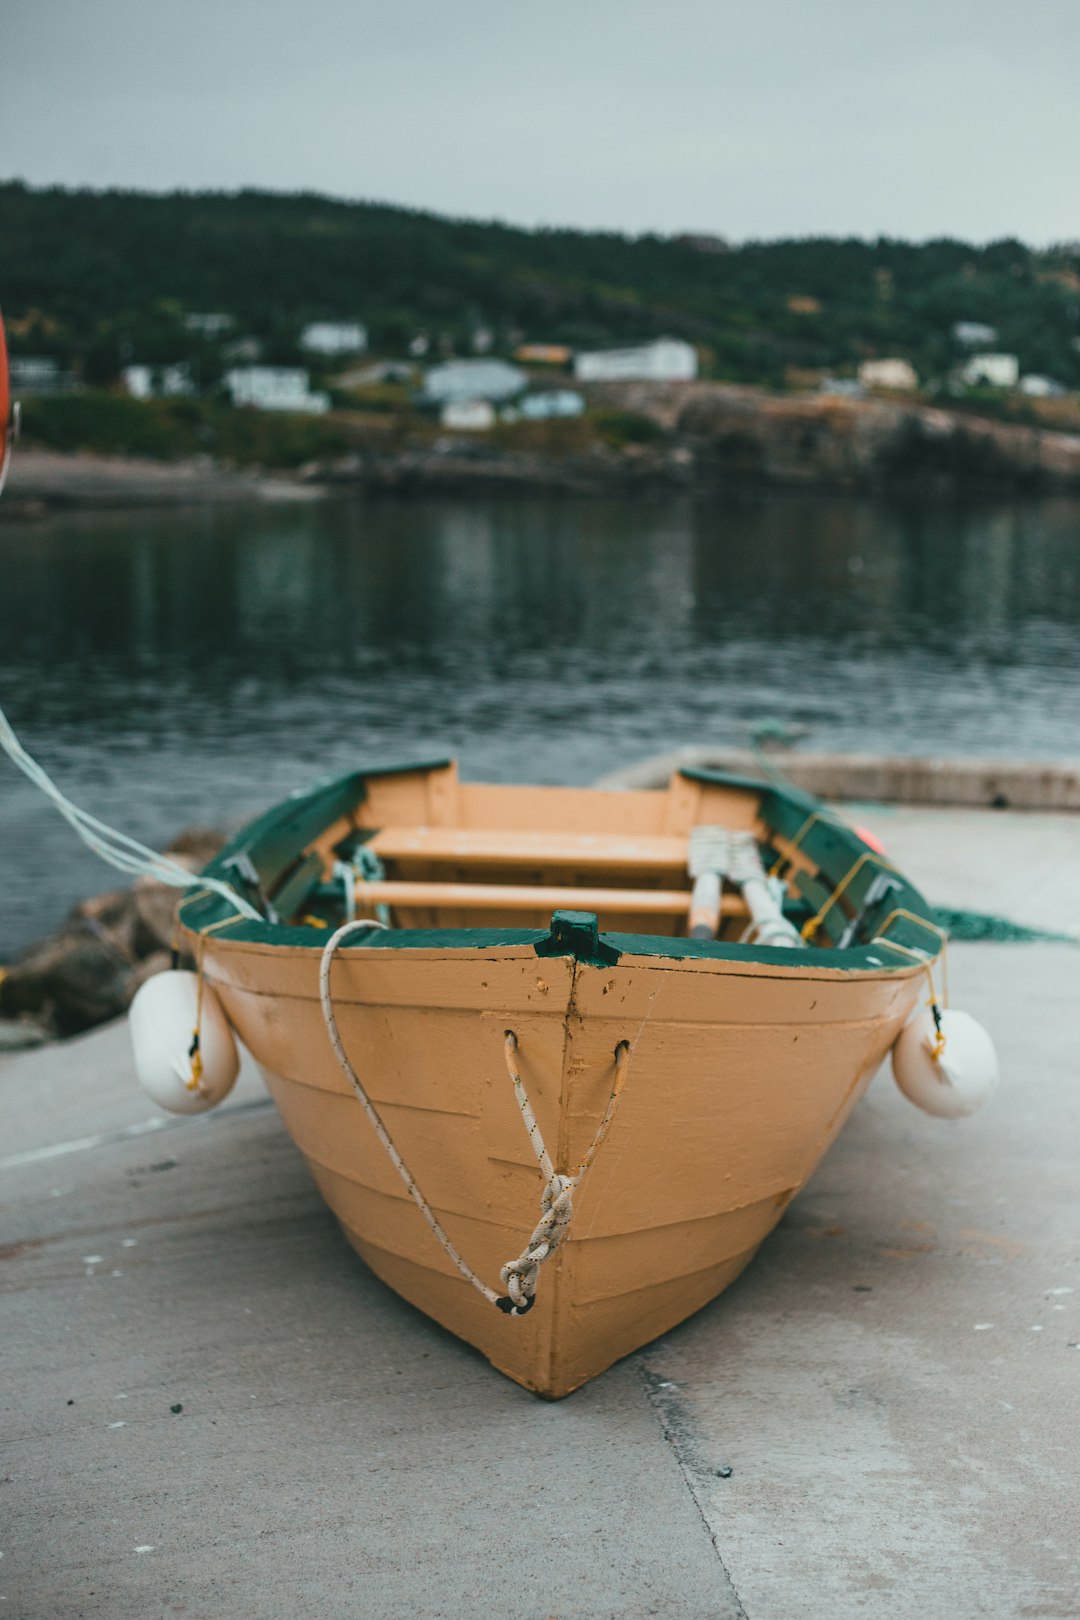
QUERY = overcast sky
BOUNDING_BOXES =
[3,0,1078,243]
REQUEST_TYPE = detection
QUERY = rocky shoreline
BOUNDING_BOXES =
[0,827,225,1046]
[597,380,1080,492]
[327,384,1080,497]
[6,382,1080,514]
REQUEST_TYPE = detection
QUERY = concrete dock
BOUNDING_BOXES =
[2,812,1079,1618]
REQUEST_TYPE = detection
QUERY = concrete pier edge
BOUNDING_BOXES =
[595,746,1080,811]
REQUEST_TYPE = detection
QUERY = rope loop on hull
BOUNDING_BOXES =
[319,920,632,1318]
[498,1030,630,1314]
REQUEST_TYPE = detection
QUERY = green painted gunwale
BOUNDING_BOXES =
[177,760,942,974]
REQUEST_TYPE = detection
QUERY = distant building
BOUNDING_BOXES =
[122,363,195,400]
[1019,374,1066,398]
[300,321,368,357]
[960,353,1019,389]
[787,295,822,315]
[519,390,585,420]
[574,338,697,384]
[123,366,153,400]
[952,321,998,347]
[819,377,866,399]
[470,327,494,355]
[8,356,78,395]
[223,367,330,413]
[858,358,918,391]
[441,399,495,431]
[423,358,525,405]
[515,344,573,366]
[408,334,431,358]
[185,312,233,338]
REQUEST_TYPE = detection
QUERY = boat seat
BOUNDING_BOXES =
[366,826,690,873]
[351,878,750,918]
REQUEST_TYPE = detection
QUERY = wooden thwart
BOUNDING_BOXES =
[354,879,749,916]
[368,825,689,872]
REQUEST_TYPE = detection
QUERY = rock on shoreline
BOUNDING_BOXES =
[0,827,225,1040]
[587,380,1080,492]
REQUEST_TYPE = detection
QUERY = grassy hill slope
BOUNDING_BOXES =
[2,181,1080,390]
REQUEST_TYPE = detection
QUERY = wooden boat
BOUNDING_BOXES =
[177,758,943,1398]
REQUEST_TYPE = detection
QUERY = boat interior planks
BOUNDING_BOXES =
[176,756,941,1397]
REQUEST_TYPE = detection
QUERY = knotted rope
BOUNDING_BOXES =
[319,919,632,1317]
[498,1030,630,1313]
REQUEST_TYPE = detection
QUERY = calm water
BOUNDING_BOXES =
[2,490,1079,957]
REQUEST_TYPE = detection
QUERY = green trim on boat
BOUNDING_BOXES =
[535,911,621,967]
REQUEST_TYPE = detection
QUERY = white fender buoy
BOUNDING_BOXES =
[891,1008,998,1118]
[129,970,239,1114]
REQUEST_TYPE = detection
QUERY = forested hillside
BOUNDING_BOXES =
[2,181,1079,390]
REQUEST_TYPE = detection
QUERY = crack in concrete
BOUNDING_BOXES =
[638,1361,749,1620]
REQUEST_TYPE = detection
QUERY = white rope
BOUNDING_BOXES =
[498,1030,631,1313]
[0,704,261,919]
[728,830,804,949]
[320,919,504,1306]
[319,919,632,1317]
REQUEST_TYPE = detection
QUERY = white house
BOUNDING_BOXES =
[123,363,195,400]
[224,367,330,413]
[124,366,153,400]
[519,390,585,420]
[858,358,918,391]
[300,321,368,357]
[7,357,78,395]
[574,338,697,384]
[818,377,866,399]
[423,359,525,405]
[441,399,496,431]
[952,321,998,347]
[960,353,1019,389]
[1019,374,1066,398]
